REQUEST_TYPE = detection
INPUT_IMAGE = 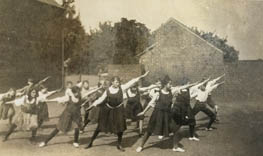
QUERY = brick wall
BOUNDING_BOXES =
[140,19,225,90]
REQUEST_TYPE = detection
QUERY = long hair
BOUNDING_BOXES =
[27,88,39,101]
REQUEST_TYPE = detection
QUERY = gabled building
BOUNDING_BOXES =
[137,18,225,85]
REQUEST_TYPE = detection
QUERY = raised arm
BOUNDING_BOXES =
[89,86,99,90]
[196,78,210,88]
[207,81,225,94]
[207,74,225,87]
[16,86,28,97]
[92,91,107,107]
[138,84,158,92]
[82,87,101,99]
[190,78,209,95]
[46,95,70,103]
[45,90,60,99]
[121,71,150,92]
[137,92,159,116]
[35,76,51,88]
[171,82,198,95]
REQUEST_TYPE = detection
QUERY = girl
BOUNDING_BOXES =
[76,80,99,132]
[136,76,195,153]
[38,86,83,148]
[87,80,111,124]
[37,85,60,128]
[191,81,224,134]
[16,77,50,97]
[172,86,197,143]
[124,83,158,137]
[84,71,149,152]
[2,88,40,142]
[205,74,225,122]
[0,88,16,125]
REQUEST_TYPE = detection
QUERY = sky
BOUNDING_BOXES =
[56,0,263,60]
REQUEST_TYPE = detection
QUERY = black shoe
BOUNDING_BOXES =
[138,133,144,138]
[117,145,125,152]
[84,142,93,149]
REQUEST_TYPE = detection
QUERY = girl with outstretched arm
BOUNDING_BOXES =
[83,71,149,152]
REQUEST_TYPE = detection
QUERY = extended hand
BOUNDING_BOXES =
[86,105,95,112]
[141,71,150,78]
[137,112,144,117]
[43,76,51,82]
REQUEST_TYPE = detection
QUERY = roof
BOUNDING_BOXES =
[137,17,223,57]
[36,0,63,9]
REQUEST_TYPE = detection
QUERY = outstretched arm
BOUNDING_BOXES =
[208,74,225,87]
[207,81,225,94]
[90,91,107,107]
[137,92,159,116]
[171,82,198,95]
[190,78,210,95]
[45,95,70,103]
[82,87,101,99]
[44,89,61,99]
[196,78,210,88]
[121,71,150,92]
[138,84,159,93]
[16,86,28,97]
[35,76,51,88]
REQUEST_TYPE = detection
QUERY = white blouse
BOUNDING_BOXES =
[38,90,57,102]
[14,96,39,106]
[192,84,219,102]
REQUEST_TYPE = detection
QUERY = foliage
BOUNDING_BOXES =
[61,0,86,74]
[113,18,151,64]
[85,18,151,74]
[190,27,239,62]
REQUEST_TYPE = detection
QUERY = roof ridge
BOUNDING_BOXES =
[155,17,223,54]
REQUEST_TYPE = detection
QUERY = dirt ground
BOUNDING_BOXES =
[0,75,262,156]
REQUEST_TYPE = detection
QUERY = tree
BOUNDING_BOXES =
[84,18,151,74]
[85,22,116,74]
[191,27,239,62]
[61,0,86,74]
[113,18,151,64]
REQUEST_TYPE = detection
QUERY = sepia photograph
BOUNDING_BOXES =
[0,0,262,156]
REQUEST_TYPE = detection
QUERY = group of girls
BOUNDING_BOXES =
[0,72,224,153]
[135,74,224,152]
[0,77,58,142]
